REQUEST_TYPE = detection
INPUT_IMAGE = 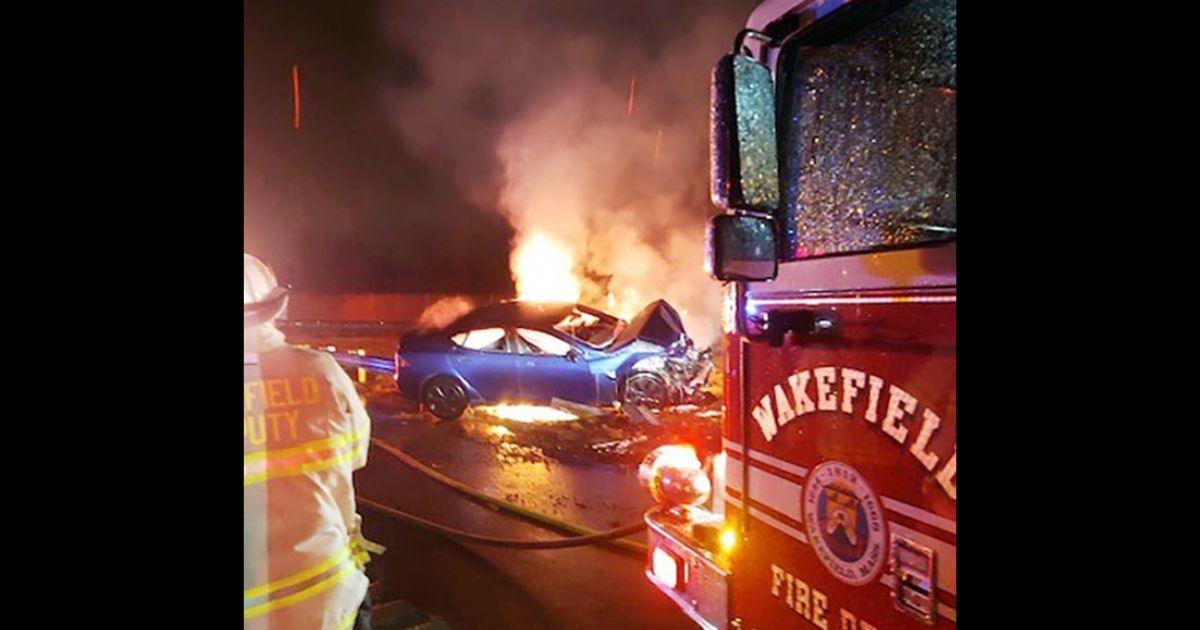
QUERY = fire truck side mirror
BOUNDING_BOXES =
[710,53,780,213]
[706,214,778,282]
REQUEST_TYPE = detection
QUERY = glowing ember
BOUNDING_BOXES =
[626,74,637,117]
[512,233,581,303]
[477,403,578,423]
[486,425,515,439]
[292,64,301,130]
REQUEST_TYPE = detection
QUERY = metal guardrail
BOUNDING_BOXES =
[329,351,396,373]
[278,319,413,333]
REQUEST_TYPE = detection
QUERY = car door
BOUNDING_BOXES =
[448,327,521,401]
[513,327,596,404]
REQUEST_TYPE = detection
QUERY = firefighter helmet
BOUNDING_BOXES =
[244,253,290,327]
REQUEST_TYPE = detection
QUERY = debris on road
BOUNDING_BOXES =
[550,398,605,419]
[623,404,661,427]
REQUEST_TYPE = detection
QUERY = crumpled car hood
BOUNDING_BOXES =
[609,299,688,350]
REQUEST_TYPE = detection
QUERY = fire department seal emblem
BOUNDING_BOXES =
[803,461,887,586]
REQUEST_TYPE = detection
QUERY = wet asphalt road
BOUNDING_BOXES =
[354,402,702,630]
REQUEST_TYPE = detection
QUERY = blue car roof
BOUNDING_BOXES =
[445,301,615,333]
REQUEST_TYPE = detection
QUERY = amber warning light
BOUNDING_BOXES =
[638,445,712,508]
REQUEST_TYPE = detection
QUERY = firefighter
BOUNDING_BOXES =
[244,253,376,629]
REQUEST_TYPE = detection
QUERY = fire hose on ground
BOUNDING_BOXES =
[362,437,647,556]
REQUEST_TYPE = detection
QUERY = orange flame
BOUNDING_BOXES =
[478,403,577,423]
[512,232,581,303]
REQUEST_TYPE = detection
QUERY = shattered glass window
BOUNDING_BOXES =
[554,309,622,348]
[780,0,955,259]
[451,328,508,352]
[515,329,573,356]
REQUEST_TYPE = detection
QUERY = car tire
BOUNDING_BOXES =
[422,375,469,421]
[621,371,669,409]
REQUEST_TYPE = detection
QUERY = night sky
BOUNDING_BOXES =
[244,0,751,293]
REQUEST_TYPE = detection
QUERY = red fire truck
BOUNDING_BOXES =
[638,0,955,628]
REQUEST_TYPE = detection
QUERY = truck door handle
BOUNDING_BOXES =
[745,308,839,346]
[889,534,937,625]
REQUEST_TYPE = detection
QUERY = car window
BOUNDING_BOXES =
[553,308,622,347]
[515,328,573,356]
[450,327,508,352]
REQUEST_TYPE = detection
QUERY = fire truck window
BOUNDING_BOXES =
[451,328,509,352]
[516,328,573,356]
[780,0,956,259]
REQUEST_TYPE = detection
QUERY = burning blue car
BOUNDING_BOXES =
[394,300,712,420]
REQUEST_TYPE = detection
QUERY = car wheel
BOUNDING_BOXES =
[422,375,469,421]
[621,372,669,409]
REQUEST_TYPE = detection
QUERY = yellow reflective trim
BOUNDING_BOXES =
[244,563,357,619]
[245,432,360,464]
[352,534,387,556]
[336,608,359,630]
[244,442,344,478]
[244,443,363,486]
[244,546,352,600]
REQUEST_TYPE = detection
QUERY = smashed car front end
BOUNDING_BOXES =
[622,344,714,406]
[606,300,716,408]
